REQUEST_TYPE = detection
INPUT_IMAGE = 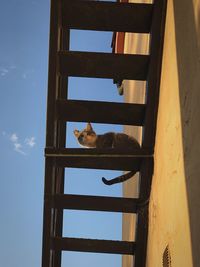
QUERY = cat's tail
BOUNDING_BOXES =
[102,170,137,185]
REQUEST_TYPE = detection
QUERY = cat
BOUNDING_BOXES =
[74,123,140,185]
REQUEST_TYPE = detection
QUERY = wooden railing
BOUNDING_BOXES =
[41,1,167,267]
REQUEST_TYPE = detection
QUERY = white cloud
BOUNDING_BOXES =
[0,64,16,77]
[14,143,26,155]
[14,143,21,149]
[0,68,9,76]
[10,133,18,143]
[9,133,26,155]
[3,132,36,156]
[25,137,36,147]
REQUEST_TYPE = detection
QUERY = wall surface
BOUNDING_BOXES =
[123,0,200,266]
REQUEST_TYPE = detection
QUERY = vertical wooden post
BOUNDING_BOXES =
[142,0,168,150]
[134,157,154,267]
[42,0,60,265]
[52,19,70,267]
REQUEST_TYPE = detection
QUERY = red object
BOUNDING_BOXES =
[115,32,125,54]
[112,0,128,54]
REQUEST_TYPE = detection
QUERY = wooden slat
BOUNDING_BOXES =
[61,0,153,33]
[142,0,168,149]
[51,237,136,255]
[45,147,153,156]
[56,156,140,171]
[58,51,149,80]
[56,99,146,126]
[45,147,152,171]
[51,194,139,213]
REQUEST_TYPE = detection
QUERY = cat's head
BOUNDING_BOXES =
[73,123,97,148]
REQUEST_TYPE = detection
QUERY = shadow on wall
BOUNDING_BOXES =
[173,0,200,266]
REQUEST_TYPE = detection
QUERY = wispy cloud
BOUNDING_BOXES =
[9,133,26,155]
[25,137,36,147]
[0,68,9,77]
[2,131,36,155]
[0,64,16,77]
[0,64,36,81]
[13,142,26,155]
[10,133,18,142]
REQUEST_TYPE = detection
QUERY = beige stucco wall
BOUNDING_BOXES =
[123,0,200,266]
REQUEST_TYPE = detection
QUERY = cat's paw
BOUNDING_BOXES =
[117,83,124,95]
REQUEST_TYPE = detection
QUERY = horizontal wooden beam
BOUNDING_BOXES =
[51,237,136,255]
[58,51,149,80]
[56,99,146,126]
[55,156,140,171]
[45,147,153,171]
[61,0,153,33]
[50,194,138,213]
[45,147,153,156]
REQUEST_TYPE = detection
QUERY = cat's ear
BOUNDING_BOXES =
[73,129,80,138]
[86,122,93,131]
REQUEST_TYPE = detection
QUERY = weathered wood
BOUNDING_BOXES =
[52,237,136,255]
[42,0,61,265]
[45,4,60,148]
[56,99,146,126]
[53,28,70,267]
[45,147,152,171]
[45,147,153,157]
[142,0,168,149]
[134,207,149,267]
[58,51,149,80]
[138,157,154,200]
[42,0,168,266]
[61,0,153,33]
[134,157,154,267]
[56,156,141,171]
[42,158,56,267]
[51,194,139,213]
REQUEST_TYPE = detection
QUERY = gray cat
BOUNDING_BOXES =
[74,123,140,185]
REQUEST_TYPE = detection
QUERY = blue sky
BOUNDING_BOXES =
[0,1,127,267]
